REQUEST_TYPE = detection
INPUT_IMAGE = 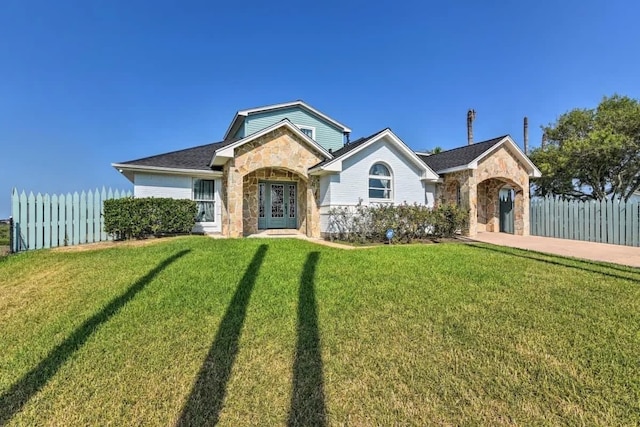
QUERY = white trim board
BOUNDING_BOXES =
[112,163,223,183]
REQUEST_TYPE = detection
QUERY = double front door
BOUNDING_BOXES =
[258,182,297,229]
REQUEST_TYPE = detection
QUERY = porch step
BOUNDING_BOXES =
[247,229,308,239]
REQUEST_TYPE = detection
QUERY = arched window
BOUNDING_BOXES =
[369,163,392,200]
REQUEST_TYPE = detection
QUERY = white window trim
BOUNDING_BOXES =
[193,178,216,223]
[368,162,393,202]
[295,124,316,140]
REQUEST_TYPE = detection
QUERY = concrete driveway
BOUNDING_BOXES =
[471,232,640,268]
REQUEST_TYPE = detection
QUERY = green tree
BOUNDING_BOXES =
[530,95,640,201]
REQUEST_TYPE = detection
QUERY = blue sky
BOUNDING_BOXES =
[1,0,639,217]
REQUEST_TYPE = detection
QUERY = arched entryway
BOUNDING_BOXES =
[242,167,310,236]
[477,177,524,234]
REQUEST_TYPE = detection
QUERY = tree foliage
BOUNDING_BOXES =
[530,95,640,201]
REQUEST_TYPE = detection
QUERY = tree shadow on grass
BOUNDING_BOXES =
[177,244,267,426]
[469,243,640,284]
[287,251,327,427]
[0,249,191,425]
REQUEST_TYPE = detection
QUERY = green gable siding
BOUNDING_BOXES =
[233,121,245,139]
[244,107,344,151]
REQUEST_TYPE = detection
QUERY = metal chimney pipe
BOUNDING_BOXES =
[467,109,476,145]
[541,131,547,149]
[523,116,529,155]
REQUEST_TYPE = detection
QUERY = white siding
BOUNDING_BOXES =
[425,183,436,207]
[318,174,336,206]
[134,174,192,199]
[319,137,436,233]
[133,173,222,233]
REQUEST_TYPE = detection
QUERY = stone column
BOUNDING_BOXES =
[514,177,530,236]
[486,180,502,233]
[223,161,243,238]
[462,171,478,236]
[242,173,259,236]
[306,176,320,238]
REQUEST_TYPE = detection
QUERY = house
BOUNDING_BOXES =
[112,101,541,238]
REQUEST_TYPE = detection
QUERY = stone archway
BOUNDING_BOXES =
[477,177,526,234]
[220,126,325,238]
[437,142,532,236]
[242,167,311,236]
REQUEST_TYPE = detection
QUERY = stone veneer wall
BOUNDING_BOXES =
[476,146,530,235]
[220,127,325,237]
[438,145,531,236]
[439,169,476,236]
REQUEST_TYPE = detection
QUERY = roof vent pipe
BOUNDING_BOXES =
[467,109,476,145]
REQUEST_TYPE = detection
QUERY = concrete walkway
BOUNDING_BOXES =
[471,232,640,268]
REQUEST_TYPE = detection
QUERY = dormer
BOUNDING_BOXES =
[223,100,351,152]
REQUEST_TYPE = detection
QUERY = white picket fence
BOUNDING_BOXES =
[11,188,132,252]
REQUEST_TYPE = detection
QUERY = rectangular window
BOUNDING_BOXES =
[296,125,316,140]
[194,179,215,222]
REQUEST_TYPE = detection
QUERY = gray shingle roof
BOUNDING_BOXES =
[418,135,507,172]
[118,139,237,171]
[312,128,389,168]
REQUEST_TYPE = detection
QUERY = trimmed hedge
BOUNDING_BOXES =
[0,222,9,246]
[327,201,469,243]
[104,197,197,240]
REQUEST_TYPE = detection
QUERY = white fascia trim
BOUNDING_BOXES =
[112,163,223,178]
[420,176,441,183]
[223,112,244,142]
[212,119,333,167]
[223,100,351,140]
[310,129,440,180]
[467,136,542,178]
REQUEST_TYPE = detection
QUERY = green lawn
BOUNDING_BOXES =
[1,237,639,425]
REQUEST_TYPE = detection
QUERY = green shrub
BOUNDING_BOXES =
[431,202,469,238]
[327,201,468,243]
[104,197,197,240]
[0,222,9,246]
